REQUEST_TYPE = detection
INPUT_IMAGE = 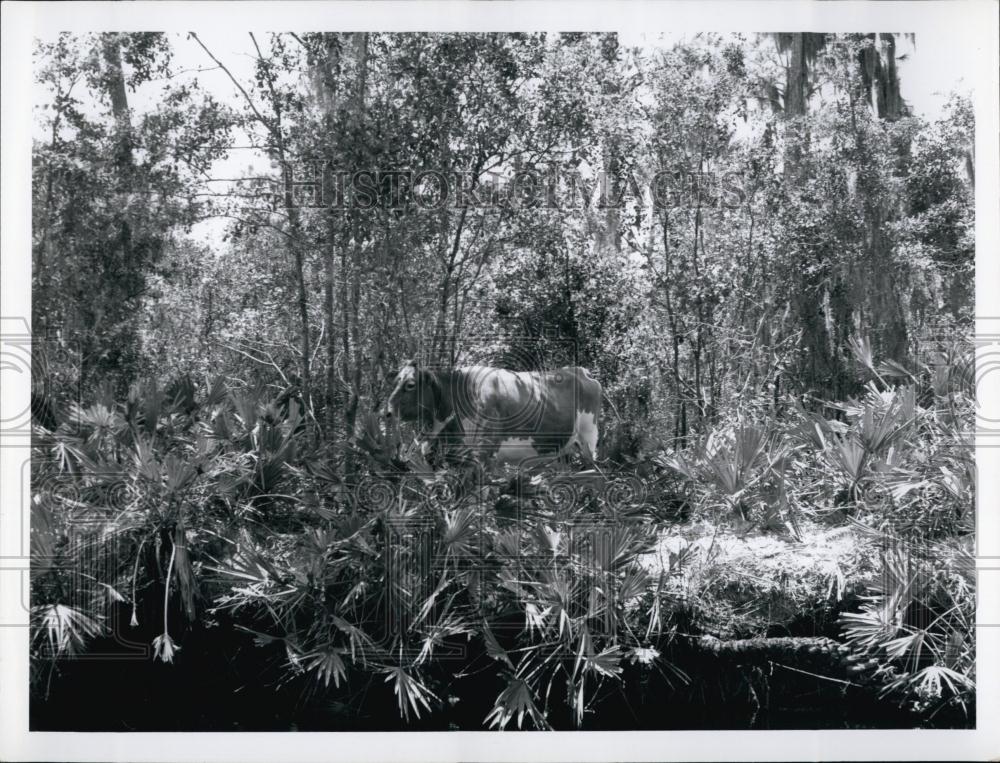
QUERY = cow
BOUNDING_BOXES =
[383,360,601,467]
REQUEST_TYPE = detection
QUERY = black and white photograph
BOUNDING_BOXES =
[1,1,998,761]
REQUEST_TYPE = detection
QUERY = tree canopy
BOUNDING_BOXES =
[33,32,973,444]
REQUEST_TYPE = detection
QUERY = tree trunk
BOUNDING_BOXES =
[783,33,807,175]
[344,32,369,436]
[340,222,352,424]
[784,33,807,116]
[96,33,135,390]
[102,34,132,163]
[286,208,312,413]
[859,34,904,122]
[325,217,339,429]
[317,34,342,430]
[878,34,903,121]
[660,213,685,444]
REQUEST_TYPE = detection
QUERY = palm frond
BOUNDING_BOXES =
[485,676,549,730]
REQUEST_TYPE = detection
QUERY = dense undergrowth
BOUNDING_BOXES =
[30,340,975,729]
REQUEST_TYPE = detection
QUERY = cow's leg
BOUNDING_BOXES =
[574,410,599,468]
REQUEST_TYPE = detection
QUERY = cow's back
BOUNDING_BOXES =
[454,365,600,462]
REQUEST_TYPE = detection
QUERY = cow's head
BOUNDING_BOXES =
[384,359,441,429]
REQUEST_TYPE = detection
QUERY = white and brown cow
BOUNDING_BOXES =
[383,360,601,466]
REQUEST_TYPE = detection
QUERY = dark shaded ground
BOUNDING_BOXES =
[31,612,968,732]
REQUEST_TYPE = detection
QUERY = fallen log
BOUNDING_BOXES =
[692,635,878,678]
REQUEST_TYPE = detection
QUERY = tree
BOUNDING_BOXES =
[32,33,230,394]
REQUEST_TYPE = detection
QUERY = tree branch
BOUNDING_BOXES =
[188,32,274,133]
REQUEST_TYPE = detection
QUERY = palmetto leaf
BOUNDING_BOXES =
[668,424,780,500]
[589,525,656,572]
[840,610,892,651]
[876,358,916,381]
[163,454,198,494]
[883,469,929,501]
[847,335,876,373]
[531,571,573,639]
[73,403,125,442]
[51,436,86,474]
[656,451,699,482]
[532,523,562,557]
[482,619,513,668]
[485,676,548,730]
[887,664,973,700]
[229,389,260,428]
[625,645,661,666]
[702,445,741,494]
[416,612,472,664]
[306,648,347,688]
[920,665,973,695]
[34,604,104,656]
[380,665,438,722]
[330,616,377,663]
[211,411,233,441]
[735,424,772,474]
[618,565,650,603]
[256,418,284,453]
[494,529,522,558]
[856,397,916,456]
[840,558,912,646]
[98,582,127,604]
[133,437,160,482]
[573,626,595,680]
[205,541,281,585]
[790,400,837,449]
[883,630,924,663]
[584,644,623,678]
[442,507,478,557]
[204,375,228,408]
[524,601,550,635]
[828,433,867,485]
